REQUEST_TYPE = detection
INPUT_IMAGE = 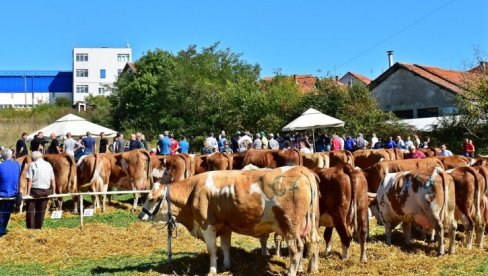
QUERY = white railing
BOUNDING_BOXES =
[0,190,151,226]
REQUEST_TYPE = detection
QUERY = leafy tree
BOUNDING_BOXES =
[84,95,113,127]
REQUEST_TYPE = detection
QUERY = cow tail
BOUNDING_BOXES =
[439,171,449,223]
[301,169,319,241]
[466,167,482,226]
[344,164,357,229]
[142,150,154,188]
[66,154,78,193]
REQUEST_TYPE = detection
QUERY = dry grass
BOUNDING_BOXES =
[1,210,488,275]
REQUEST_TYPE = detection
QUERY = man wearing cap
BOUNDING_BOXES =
[406,145,426,159]
[0,149,20,236]
[26,151,56,229]
[82,131,96,155]
[268,133,279,150]
[261,131,268,150]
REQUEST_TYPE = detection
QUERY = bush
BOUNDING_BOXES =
[55,97,72,107]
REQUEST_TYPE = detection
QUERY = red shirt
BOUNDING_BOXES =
[331,138,341,152]
[408,150,426,159]
[466,143,475,153]
[170,139,179,155]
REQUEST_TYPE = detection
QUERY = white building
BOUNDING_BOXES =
[72,47,132,105]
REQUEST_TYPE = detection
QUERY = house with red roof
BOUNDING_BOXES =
[339,72,371,87]
[369,62,481,119]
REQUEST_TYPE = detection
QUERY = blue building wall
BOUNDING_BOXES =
[0,71,73,93]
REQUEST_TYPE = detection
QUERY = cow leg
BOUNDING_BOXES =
[323,227,333,254]
[102,184,108,213]
[259,234,269,256]
[72,196,79,214]
[448,219,457,254]
[273,233,282,257]
[435,221,445,256]
[132,193,139,212]
[306,227,320,273]
[402,222,412,245]
[202,225,218,274]
[220,231,232,271]
[286,237,304,276]
[357,207,368,263]
[475,222,485,248]
[333,219,352,260]
[462,214,474,249]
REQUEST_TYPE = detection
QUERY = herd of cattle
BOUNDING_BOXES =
[14,148,488,275]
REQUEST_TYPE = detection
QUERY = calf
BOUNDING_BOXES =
[369,167,457,255]
[139,166,320,275]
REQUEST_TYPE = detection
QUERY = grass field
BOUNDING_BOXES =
[1,196,488,275]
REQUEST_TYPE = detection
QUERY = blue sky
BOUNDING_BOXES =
[1,0,486,79]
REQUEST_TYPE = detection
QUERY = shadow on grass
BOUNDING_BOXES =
[91,247,279,275]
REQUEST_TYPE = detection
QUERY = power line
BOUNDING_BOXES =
[335,0,458,72]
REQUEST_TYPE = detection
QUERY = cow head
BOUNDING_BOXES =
[138,182,164,221]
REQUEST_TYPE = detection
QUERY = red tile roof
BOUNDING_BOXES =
[370,62,479,94]
[292,74,317,93]
[347,72,371,85]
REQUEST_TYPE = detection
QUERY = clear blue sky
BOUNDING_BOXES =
[1,0,486,79]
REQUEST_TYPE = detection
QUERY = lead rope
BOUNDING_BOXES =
[165,185,178,263]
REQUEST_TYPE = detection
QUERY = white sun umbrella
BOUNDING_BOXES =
[28,113,118,139]
[282,108,345,152]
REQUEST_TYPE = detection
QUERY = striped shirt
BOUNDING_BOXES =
[26,159,54,190]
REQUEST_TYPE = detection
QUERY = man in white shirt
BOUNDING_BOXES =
[438,144,453,156]
[268,134,279,150]
[237,131,253,152]
[26,151,55,229]
[371,133,378,149]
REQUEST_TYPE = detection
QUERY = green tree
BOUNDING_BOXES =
[111,44,262,139]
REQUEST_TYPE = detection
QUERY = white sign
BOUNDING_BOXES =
[83,208,94,217]
[50,210,63,219]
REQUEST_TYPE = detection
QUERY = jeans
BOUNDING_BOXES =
[0,200,15,236]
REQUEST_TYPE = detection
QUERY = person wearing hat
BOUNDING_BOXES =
[268,133,279,150]
[26,151,55,229]
[81,131,96,155]
[0,149,20,236]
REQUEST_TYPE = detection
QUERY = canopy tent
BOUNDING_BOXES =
[28,114,118,139]
[282,108,344,152]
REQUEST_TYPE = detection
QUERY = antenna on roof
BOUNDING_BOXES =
[126,40,131,48]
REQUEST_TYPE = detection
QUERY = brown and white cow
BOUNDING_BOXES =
[78,150,153,211]
[20,154,78,213]
[315,164,369,262]
[151,155,191,184]
[207,152,234,171]
[363,158,445,193]
[301,152,329,170]
[449,166,485,249]
[241,149,302,169]
[352,149,391,169]
[139,166,320,275]
[434,155,473,170]
[369,167,457,255]
[327,150,355,167]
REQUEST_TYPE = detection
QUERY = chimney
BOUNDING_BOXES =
[481,61,486,72]
[335,76,339,82]
[387,50,394,68]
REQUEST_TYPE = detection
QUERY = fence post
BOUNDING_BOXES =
[79,194,84,228]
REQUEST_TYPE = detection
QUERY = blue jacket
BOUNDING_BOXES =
[0,160,20,197]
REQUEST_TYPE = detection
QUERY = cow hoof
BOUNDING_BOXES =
[360,256,368,263]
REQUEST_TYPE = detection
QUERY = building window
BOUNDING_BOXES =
[76,85,89,93]
[76,69,88,77]
[76,53,88,62]
[441,106,457,116]
[100,69,106,79]
[392,109,414,119]
[98,87,105,94]
[417,107,439,118]
[117,54,130,62]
